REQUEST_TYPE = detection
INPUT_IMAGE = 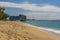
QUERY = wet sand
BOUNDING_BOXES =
[0,21,60,40]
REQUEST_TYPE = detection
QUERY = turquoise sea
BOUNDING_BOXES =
[25,20,60,34]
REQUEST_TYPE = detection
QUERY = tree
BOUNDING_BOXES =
[19,15,26,21]
[0,7,9,20]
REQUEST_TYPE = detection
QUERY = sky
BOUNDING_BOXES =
[0,0,60,20]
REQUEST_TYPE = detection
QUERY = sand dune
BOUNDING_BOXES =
[0,21,60,40]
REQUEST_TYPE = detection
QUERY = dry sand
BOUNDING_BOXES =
[0,21,60,40]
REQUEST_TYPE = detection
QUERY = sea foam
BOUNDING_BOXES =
[25,23,60,34]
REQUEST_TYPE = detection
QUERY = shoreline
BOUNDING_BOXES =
[0,21,60,40]
[21,22,60,37]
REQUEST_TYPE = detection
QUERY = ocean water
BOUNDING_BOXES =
[25,20,60,34]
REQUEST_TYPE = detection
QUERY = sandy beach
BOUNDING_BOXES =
[0,21,60,40]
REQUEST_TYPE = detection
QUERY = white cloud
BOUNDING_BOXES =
[0,1,60,12]
[23,12,60,20]
[0,1,60,20]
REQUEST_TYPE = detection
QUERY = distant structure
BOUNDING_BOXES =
[9,14,26,21]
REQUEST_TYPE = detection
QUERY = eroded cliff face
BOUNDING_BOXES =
[0,21,60,40]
